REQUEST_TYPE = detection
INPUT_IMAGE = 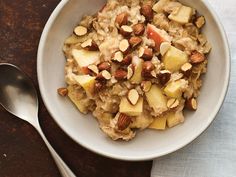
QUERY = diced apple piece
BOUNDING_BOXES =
[164,79,188,98]
[149,114,167,130]
[168,6,193,24]
[71,49,100,68]
[74,75,96,97]
[130,56,144,84]
[163,46,188,72]
[152,0,170,13]
[145,85,168,115]
[166,111,184,128]
[147,24,172,51]
[119,97,143,116]
[67,85,88,114]
[130,112,153,129]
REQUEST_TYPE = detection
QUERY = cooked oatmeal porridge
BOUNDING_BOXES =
[58,0,211,141]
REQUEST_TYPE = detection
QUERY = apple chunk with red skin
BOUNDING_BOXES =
[147,24,172,51]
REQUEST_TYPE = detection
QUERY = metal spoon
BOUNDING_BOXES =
[0,63,76,177]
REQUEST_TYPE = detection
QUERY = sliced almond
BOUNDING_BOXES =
[115,12,129,27]
[101,70,111,80]
[57,88,68,97]
[132,23,145,36]
[185,98,198,111]
[160,42,171,56]
[141,81,152,92]
[119,39,130,53]
[117,113,132,131]
[74,26,87,36]
[88,65,99,74]
[120,25,133,37]
[167,98,180,109]
[112,51,124,62]
[81,39,99,51]
[127,65,134,80]
[190,51,205,64]
[128,89,139,105]
[181,63,192,77]
[158,70,171,85]
[129,36,142,48]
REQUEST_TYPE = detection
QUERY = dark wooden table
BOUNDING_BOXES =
[0,1,152,176]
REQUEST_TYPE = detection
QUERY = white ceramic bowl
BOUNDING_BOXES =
[37,0,230,161]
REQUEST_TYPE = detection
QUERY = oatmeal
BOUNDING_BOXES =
[59,0,211,141]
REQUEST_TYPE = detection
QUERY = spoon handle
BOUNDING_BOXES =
[35,122,76,177]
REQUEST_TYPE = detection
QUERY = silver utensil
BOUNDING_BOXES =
[0,63,76,177]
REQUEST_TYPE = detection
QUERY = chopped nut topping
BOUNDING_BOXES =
[129,36,142,48]
[81,39,99,51]
[185,98,198,111]
[127,65,134,80]
[195,16,205,28]
[74,26,87,36]
[119,39,130,53]
[57,88,68,97]
[141,81,152,92]
[128,89,139,105]
[132,23,145,36]
[98,62,111,71]
[160,42,171,56]
[120,25,133,37]
[151,70,157,78]
[117,113,132,131]
[88,65,99,74]
[140,4,153,21]
[121,54,132,65]
[113,51,124,62]
[139,47,153,60]
[190,51,205,64]
[158,70,171,85]
[115,12,129,27]
[81,66,93,75]
[101,70,112,80]
[110,76,118,84]
[114,69,127,80]
[143,61,155,74]
[167,98,180,109]
[181,63,192,77]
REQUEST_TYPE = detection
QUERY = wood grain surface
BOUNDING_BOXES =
[0,1,152,177]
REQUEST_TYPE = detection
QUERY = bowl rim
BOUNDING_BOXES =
[37,0,231,161]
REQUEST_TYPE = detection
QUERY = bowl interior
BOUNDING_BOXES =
[37,0,230,160]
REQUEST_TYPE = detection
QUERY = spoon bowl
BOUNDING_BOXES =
[0,64,38,124]
[0,63,75,177]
